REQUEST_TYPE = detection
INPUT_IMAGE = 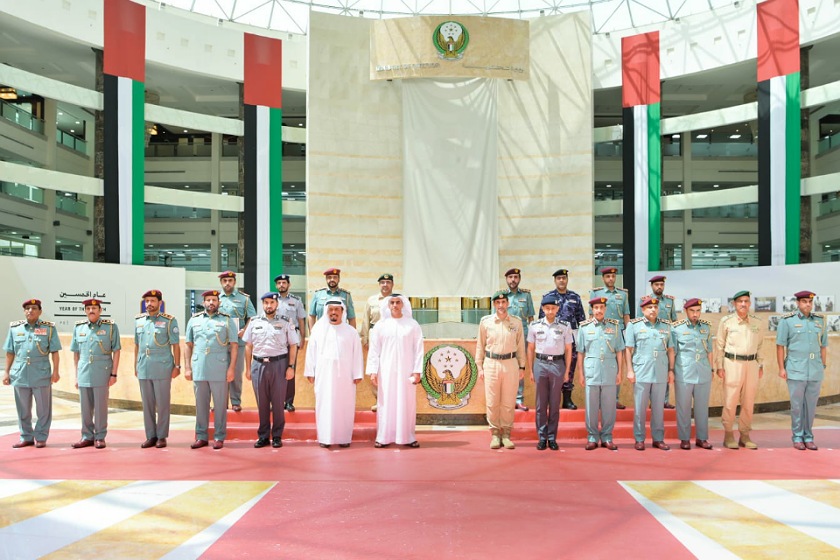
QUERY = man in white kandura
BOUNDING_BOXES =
[366,294,424,448]
[305,298,363,448]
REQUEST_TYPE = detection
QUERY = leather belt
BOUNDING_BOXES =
[536,353,563,361]
[254,353,288,363]
[724,352,757,362]
[487,352,515,360]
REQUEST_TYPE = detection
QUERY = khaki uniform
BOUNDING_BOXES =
[715,313,764,435]
[359,293,386,347]
[476,313,526,432]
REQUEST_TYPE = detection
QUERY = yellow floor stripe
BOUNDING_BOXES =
[626,481,839,558]
[0,480,131,529]
[42,481,273,560]
[766,480,840,510]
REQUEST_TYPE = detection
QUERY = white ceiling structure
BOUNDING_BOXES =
[150,0,736,35]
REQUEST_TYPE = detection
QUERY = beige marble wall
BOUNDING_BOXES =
[496,13,595,298]
[306,12,404,302]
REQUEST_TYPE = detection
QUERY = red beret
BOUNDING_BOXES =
[683,298,702,309]
[589,297,607,306]
[640,296,659,308]
[82,298,101,307]
[649,275,666,283]
[142,289,162,300]
[599,267,618,275]
[794,291,815,300]
[218,271,236,279]
[202,290,220,298]
[324,268,341,276]
[504,268,521,277]
[22,298,41,309]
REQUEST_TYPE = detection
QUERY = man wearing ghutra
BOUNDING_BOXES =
[366,294,424,448]
[305,298,363,448]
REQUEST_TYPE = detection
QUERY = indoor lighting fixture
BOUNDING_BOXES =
[729,134,741,139]
[0,86,17,100]
[696,133,708,139]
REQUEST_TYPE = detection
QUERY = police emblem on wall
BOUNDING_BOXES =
[421,344,477,409]
[433,21,469,60]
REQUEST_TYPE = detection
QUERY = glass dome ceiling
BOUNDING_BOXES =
[151,0,735,35]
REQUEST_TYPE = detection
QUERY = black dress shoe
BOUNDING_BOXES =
[695,439,712,450]
[285,403,295,412]
[515,403,529,411]
[339,443,351,448]
[272,438,282,448]
[155,438,167,448]
[680,440,691,450]
[664,403,676,409]
[652,441,670,451]
[634,441,645,451]
[548,440,559,451]
[601,441,618,451]
[793,441,806,450]
[94,440,106,449]
[254,438,270,448]
[585,442,598,450]
[191,439,208,449]
[141,438,158,449]
[35,441,46,448]
[320,443,331,448]
[12,440,34,448]
[805,442,818,451]
[536,439,547,450]
[72,439,94,449]
[616,402,626,410]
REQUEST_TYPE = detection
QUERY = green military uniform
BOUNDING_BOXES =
[625,315,672,444]
[70,317,121,442]
[4,317,61,444]
[776,309,827,445]
[637,294,677,322]
[310,288,355,321]
[186,310,237,442]
[576,317,624,444]
[590,287,630,326]
[219,289,257,408]
[135,310,179,441]
[671,317,713,442]
[505,287,534,407]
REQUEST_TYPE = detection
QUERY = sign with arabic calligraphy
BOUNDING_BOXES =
[370,16,529,81]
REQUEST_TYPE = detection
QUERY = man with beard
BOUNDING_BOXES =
[590,267,631,409]
[4,299,61,448]
[309,268,356,329]
[244,292,299,449]
[274,274,306,412]
[134,290,180,449]
[502,268,534,411]
[366,294,424,448]
[305,298,363,448]
[637,275,677,409]
[359,273,396,412]
[540,268,586,410]
[217,271,256,413]
[185,290,238,450]
[70,298,120,449]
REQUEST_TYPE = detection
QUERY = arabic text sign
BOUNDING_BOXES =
[370,16,530,81]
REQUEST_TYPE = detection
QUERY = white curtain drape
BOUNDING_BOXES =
[401,78,498,297]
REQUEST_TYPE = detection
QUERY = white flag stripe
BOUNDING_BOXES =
[255,105,271,297]
[619,482,741,560]
[116,76,134,265]
[695,480,840,549]
[769,75,787,266]
[633,104,649,300]
[0,479,60,501]
[159,484,274,560]
[0,480,204,558]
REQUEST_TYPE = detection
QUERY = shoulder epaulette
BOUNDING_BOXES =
[342,288,352,295]
[315,287,327,292]
[529,319,540,327]
[580,318,595,326]
[100,319,114,324]
[663,294,675,300]
[629,317,644,324]
[75,319,87,325]
[160,312,174,320]
[813,313,824,320]
[782,312,796,319]
[671,319,686,327]
[749,314,758,320]
[520,288,531,293]
[720,314,735,323]
[605,318,619,325]
[660,320,673,326]
[40,320,56,326]
[135,312,147,319]
[218,311,230,317]
[699,319,711,326]
[239,291,250,298]
[617,287,628,292]
[9,319,25,327]
[289,293,301,300]
[192,311,204,317]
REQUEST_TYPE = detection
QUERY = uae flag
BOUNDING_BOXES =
[103,0,145,265]
[621,31,660,303]
[757,0,800,266]
[243,34,283,298]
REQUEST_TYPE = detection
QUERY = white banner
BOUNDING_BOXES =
[402,78,498,297]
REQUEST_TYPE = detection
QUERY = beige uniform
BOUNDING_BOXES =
[715,313,764,434]
[359,293,386,347]
[476,313,526,431]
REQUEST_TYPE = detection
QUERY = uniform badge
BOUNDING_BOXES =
[97,330,106,335]
[34,328,47,336]
[421,345,478,410]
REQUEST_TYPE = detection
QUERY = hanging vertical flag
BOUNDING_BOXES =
[757,0,800,266]
[621,31,660,303]
[103,0,145,265]
[243,34,283,299]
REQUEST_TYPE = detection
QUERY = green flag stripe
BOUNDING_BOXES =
[784,73,800,265]
[131,79,145,266]
[269,107,284,277]
[647,102,661,271]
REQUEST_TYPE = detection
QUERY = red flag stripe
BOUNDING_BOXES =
[104,0,146,82]
[244,34,283,109]
[621,32,660,108]
[757,0,799,82]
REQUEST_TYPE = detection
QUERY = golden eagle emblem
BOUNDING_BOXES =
[421,344,478,409]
